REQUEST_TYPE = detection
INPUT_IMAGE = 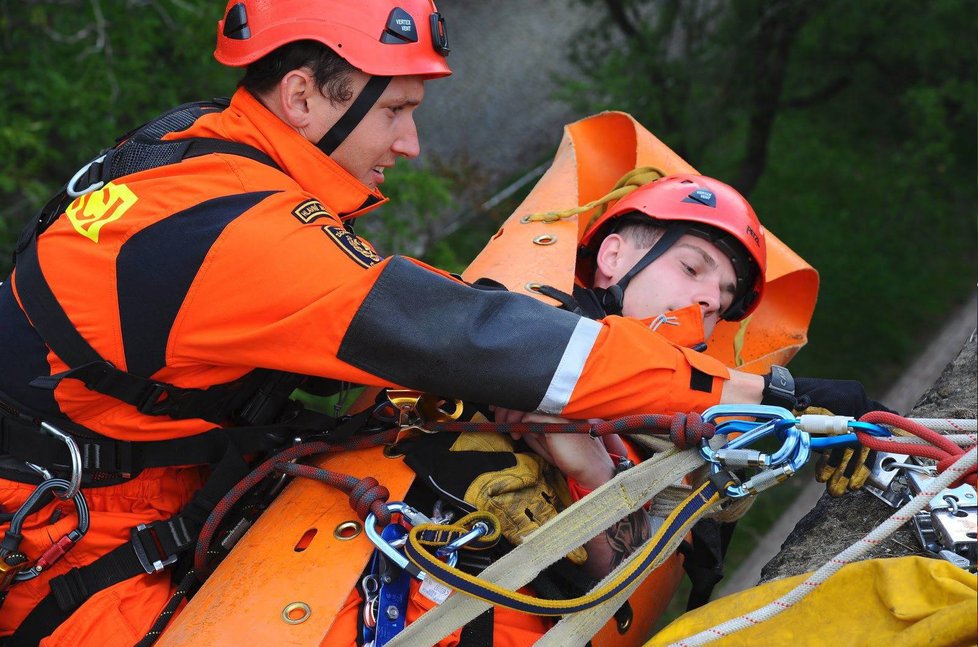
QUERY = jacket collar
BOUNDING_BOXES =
[183,88,389,220]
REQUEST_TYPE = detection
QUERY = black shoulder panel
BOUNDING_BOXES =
[116,191,278,378]
[338,256,582,411]
[0,280,61,416]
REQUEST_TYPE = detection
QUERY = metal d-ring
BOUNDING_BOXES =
[40,422,81,500]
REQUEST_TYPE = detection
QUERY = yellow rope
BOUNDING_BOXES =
[520,166,668,228]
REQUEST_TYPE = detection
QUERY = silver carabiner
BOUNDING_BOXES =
[436,521,489,558]
[65,154,107,198]
[40,422,81,500]
[364,502,457,581]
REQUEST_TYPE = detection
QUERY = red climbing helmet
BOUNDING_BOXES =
[581,175,767,320]
[215,0,452,78]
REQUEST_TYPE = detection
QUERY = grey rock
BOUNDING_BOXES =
[759,333,977,582]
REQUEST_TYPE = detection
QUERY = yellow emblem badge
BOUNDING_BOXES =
[322,225,382,268]
[65,182,138,243]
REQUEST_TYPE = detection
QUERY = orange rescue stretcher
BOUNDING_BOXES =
[156,112,818,646]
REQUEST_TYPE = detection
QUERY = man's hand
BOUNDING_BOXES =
[793,377,894,418]
[495,408,616,489]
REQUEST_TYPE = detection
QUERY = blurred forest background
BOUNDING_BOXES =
[0,0,974,393]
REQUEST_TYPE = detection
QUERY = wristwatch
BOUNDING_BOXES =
[762,364,796,409]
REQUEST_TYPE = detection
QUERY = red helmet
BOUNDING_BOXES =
[581,174,767,320]
[215,0,452,78]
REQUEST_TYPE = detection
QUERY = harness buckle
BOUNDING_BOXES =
[131,523,180,574]
[135,382,175,416]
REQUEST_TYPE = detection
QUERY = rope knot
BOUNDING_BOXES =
[348,476,391,525]
[669,412,715,449]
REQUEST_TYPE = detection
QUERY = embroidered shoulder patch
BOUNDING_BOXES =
[291,199,333,224]
[322,225,382,268]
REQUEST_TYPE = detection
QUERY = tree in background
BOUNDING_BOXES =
[0,0,238,263]
[560,0,976,388]
[0,0,454,272]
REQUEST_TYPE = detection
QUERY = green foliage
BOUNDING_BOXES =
[559,0,977,391]
[0,0,240,274]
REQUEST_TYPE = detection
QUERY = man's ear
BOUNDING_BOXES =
[277,68,317,130]
[593,233,626,288]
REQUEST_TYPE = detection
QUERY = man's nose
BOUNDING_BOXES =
[392,117,420,159]
[695,286,721,317]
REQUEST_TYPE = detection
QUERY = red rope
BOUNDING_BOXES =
[858,411,976,487]
[427,412,715,449]
[194,430,396,574]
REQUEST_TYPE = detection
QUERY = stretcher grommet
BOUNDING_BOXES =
[383,444,405,459]
[282,601,311,624]
[525,282,542,292]
[532,233,556,245]
[333,521,362,541]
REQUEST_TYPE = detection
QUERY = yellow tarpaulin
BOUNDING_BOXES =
[647,556,977,647]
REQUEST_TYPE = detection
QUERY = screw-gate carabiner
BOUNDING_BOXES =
[364,502,457,581]
[699,404,809,498]
[1,478,90,583]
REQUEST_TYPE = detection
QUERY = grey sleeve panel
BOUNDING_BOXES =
[338,256,591,412]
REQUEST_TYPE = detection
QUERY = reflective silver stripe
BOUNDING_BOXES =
[537,318,602,414]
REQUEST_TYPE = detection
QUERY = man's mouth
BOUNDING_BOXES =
[371,166,387,184]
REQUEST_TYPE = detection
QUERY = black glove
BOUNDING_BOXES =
[791,377,894,418]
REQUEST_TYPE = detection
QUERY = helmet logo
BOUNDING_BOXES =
[381,8,419,44]
[746,225,760,247]
[682,189,716,208]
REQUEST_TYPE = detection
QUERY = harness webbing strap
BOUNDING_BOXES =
[386,447,710,646]
[11,136,294,425]
[15,236,98,369]
[7,431,252,646]
[404,478,722,615]
[0,409,314,478]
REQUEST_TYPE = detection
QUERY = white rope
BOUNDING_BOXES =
[879,432,976,447]
[667,445,978,647]
[903,418,976,432]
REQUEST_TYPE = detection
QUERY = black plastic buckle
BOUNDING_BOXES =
[131,523,179,574]
[135,382,180,416]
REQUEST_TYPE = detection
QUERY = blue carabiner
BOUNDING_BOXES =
[699,405,809,498]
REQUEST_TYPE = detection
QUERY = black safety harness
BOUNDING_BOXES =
[0,99,372,644]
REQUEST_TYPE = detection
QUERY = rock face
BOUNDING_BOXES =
[759,333,977,582]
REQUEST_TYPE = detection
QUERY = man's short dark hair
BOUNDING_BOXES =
[612,217,665,249]
[239,40,358,104]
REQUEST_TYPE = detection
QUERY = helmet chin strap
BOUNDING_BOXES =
[316,75,392,156]
[594,223,689,316]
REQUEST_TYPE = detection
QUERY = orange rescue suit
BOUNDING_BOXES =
[0,88,730,644]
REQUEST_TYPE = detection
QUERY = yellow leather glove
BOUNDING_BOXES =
[451,432,588,565]
[798,405,876,497]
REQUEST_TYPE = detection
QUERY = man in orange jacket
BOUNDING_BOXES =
[0,1,890,645]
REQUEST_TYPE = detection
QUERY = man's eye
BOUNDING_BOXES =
[682,263,697,276]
